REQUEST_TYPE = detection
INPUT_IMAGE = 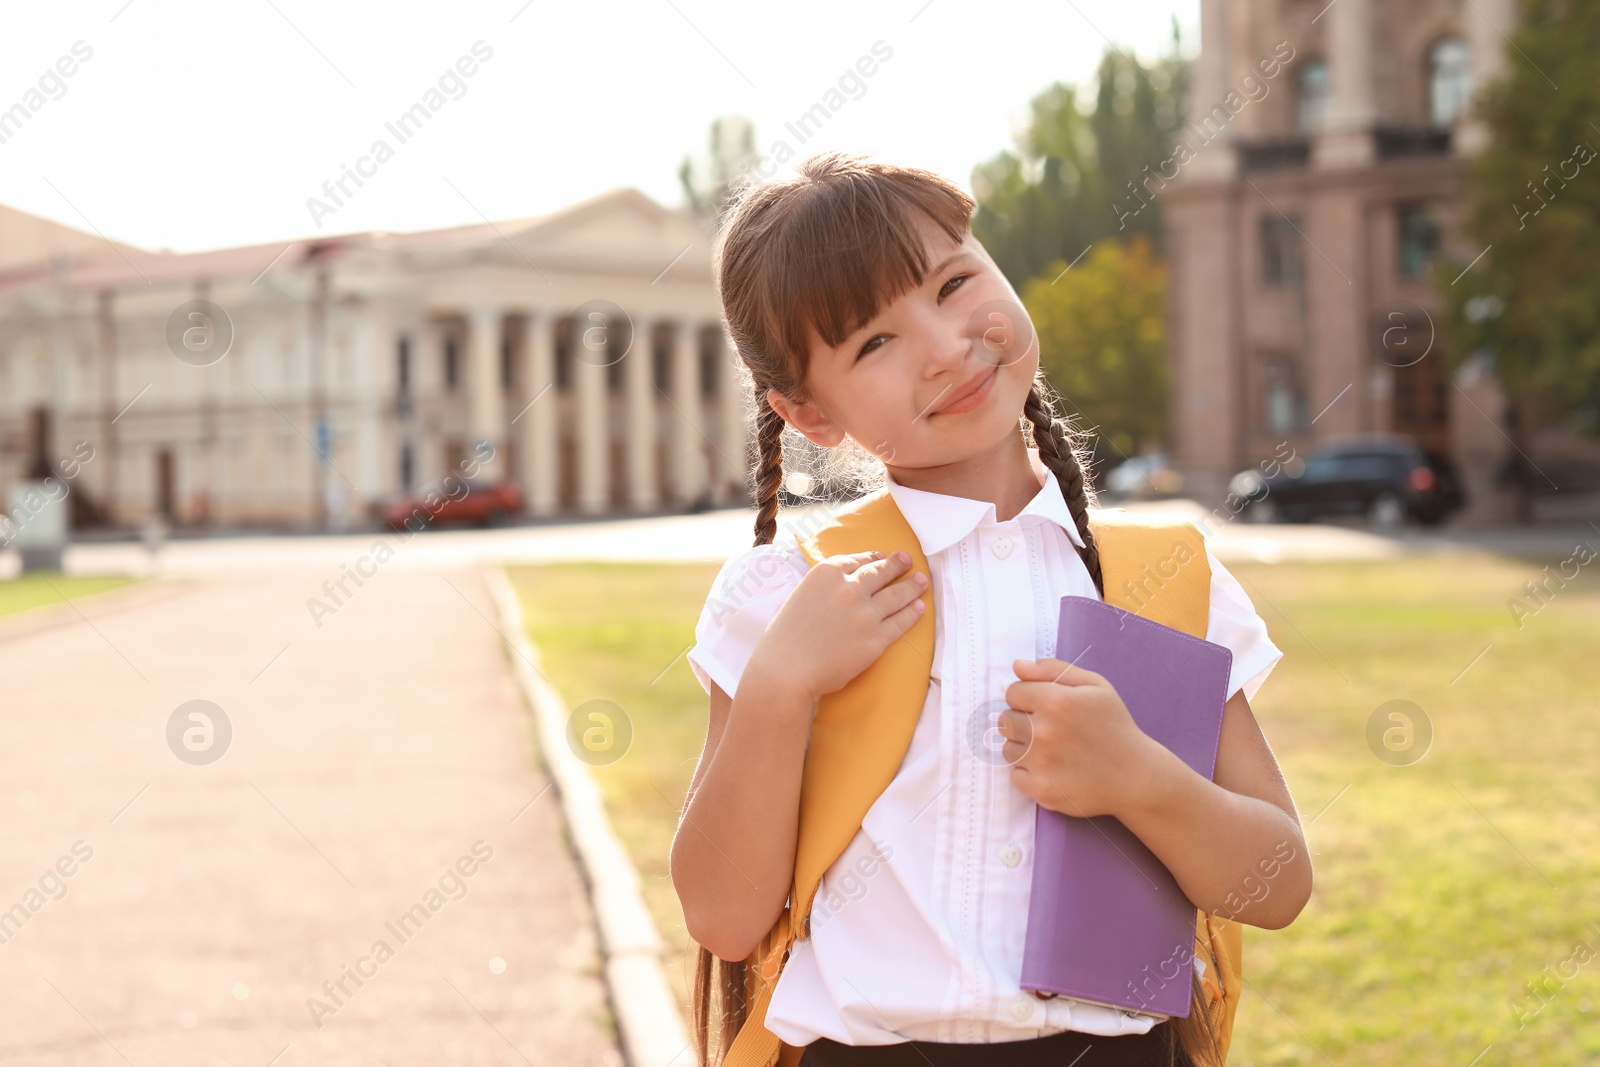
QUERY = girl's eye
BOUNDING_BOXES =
[854,275,970,359]
[856,335,887,360]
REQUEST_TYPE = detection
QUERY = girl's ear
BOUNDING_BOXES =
[766,387,846,448]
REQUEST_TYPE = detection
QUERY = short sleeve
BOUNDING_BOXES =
[686,535,812,700]
[1202,546,1284,703]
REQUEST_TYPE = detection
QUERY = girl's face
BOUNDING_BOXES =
[768,212,1039,475]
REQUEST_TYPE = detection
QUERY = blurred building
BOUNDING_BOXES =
[0,189,750,531]
[1164,0,1519,521]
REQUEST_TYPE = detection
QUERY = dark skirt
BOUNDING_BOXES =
[797,1019,1191,1067]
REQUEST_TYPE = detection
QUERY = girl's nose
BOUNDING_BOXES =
[922,321,968,376]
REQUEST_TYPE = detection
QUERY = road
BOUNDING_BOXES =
[14,497,1589,581]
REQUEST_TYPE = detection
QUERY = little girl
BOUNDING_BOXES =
[671,153,1312,1067]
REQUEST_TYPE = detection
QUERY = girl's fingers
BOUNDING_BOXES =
[996,707,1034,747]
[1014,657,1105,688]
[879,589,926,635]
[852,550,915,593]
[870,568,927,617]
[1006,678,1086,713]
[832,550,885,574]
[997,734,1029,766]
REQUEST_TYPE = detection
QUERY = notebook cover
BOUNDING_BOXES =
[1018,595,1233,1019]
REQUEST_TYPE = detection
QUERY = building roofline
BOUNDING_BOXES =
[0,186,683,295]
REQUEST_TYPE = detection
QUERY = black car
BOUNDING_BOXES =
[1231,435,1465,528]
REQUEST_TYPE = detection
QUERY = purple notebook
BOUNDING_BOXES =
[1019,595,1232,1019]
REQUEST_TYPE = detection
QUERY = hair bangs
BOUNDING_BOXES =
[761,164,973,384]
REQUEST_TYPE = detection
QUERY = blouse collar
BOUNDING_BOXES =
[883,447,1088,557]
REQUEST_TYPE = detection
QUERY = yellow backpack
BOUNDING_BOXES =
[721,488,1242,1067]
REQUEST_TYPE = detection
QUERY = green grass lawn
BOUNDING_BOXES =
[508,549,1600,1066]
[0,571,138,618]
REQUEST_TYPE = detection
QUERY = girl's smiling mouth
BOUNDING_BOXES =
[927,365,999,417]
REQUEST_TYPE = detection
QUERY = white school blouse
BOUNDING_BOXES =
[686,449,1284,1046]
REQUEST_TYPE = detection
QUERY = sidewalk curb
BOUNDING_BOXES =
[483,567,698,1067]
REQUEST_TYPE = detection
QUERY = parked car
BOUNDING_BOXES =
[1230,434,1464,529]
[1102,452,1184,501]
[381,479,522,531]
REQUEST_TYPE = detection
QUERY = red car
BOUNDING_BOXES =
[381,479,522,531]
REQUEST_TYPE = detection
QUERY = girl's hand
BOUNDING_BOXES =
[999,658,1165,820]
[747,549,929,705]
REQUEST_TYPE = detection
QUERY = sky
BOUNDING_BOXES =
[0,1,1198,254]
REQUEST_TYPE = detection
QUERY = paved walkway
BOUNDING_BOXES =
[0,567,622,1067]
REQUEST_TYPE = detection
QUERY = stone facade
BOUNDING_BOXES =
[0,189,750,530]
[1164,0,1522,521]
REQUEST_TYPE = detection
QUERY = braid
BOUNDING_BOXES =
[694,382,781,1064]
[752,387,787,547]
[1022,377,1105,599]
[1028,381,1229,1067]
[691,946,749,1067]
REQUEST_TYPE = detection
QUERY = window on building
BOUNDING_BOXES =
[444,335,459,390]
[399,443,414,491]
[1296,61,1330,134]
[397,337,411,393]
[501,336,515,390]
[1260,216,1304,286]
[1429,38,1472,128]
[1261,355,1309,433]
[1397,204,1443,278]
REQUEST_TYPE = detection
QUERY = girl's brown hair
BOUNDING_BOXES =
[692,151,1222,1067]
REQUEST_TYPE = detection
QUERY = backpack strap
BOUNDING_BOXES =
[1087,507,1210,632]
[724,488,933,1067]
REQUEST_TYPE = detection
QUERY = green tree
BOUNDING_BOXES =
[679,115,759,228]
[1023,235,1169,462]
[972,33,1189,289]
[1438,0,1600,517]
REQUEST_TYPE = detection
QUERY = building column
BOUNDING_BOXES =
[714,329,748,503]
[1305,190,1369,440]
[1316,0,1376,168]
[356,302,390,509]
[308,271,329,529]
[1184,0,1237,182]
[670,320,706,506]
[1458,0,1515,156]
[626,316,659,511]
[520,309,559,516]
[96,290,119,522]
[574,307,610,514]
[1166,195,1245,508]
[191,281,220,528]
[467,307,504,480]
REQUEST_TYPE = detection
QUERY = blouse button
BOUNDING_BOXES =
[1000,843,1023,868]
[1011,993,1035,1020]
[991,534,1013,559]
